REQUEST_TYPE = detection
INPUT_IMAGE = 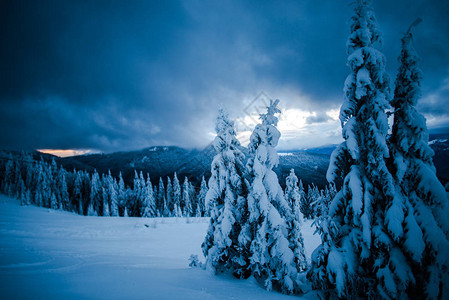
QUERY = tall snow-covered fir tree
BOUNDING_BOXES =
[59,167,70,211]
[1,157,13,195]
[166,176,173,215]
[202,108,248,277]
[315,184,337,218]
[301,184,317,219]
[172,173,182,217]
[242,99,300,294]
[131,171,142,216]
[198,176,208,217]
[49,159,59,209]
[308,1,415,298]
[141,174,156,217]
[188,181,197,215]
[35,163,49,207]
[110,177,119,217]
[157,178,166,217]
[50,192,58,210]
[118,172,126,216]
[388,20,449,299]
[102,184,110,217]
[284,169,301,210]
[182,177,192,217]
[284,169,308,273]
[90,170,102,215]
[74,171,83,214]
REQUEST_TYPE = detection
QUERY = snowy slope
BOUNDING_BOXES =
[0,195,320,299]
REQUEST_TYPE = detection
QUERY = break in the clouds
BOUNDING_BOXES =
[1,0,449,153]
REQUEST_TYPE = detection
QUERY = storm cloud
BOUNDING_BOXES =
[1,0,448,152]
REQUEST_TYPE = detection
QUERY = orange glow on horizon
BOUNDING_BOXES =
[37,149,96,158]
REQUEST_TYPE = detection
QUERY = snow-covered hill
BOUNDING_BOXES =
[0,195,320,299]
[54,146,330,189]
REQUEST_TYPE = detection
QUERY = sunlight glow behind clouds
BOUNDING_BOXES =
[235,107,342,150]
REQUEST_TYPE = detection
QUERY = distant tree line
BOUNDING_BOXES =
[0,151,336,221]
[0,153,209,218]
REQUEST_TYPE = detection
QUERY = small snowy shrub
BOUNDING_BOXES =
[188,254,204,268]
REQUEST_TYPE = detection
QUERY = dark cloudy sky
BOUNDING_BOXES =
[1,0,449,154]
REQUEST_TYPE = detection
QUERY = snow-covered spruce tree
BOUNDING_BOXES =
[163,177,171,217]
[166,176,173,215]
[388,20,449,299]
[59,167,70,211]
[297,179,306,211]
[101,172,112,216]
[198,176,208,217]
[243,99,299,294]
[74,171,83,214]
[188,181,197,215]
[311,185,325,218]
[110,177,119,217]
[195,202,202,217]
[308,1,415,298]
[90,170,102,215]
[202,108,248,277]
[146,174,156,217]
[133,171,143,214]
[315,184,337,217]
[301,184,318,219]
[172,173,182,217]
[285,169,301,209]
[117,172,126,216]
[141,174,156,217]
[87,201,97,216]
[38,162,52,207]
[157,177,166,216]
[284,169,308,273]
[182,177,192,217]
[1,157,14,194]
[25,158,36,203]
[33,164,43,207]
[49,159,60,208]
[102,185,110,216]
[50,192,58,210]
[18,177,29,206]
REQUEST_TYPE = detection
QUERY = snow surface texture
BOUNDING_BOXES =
[0,195,320,299]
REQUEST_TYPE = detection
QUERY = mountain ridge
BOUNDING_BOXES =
[60,133,449,188]
[5,133,447,190]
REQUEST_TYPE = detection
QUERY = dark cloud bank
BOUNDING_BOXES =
[1,0,448,152]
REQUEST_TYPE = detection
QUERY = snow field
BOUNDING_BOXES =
[0,195,320,299]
